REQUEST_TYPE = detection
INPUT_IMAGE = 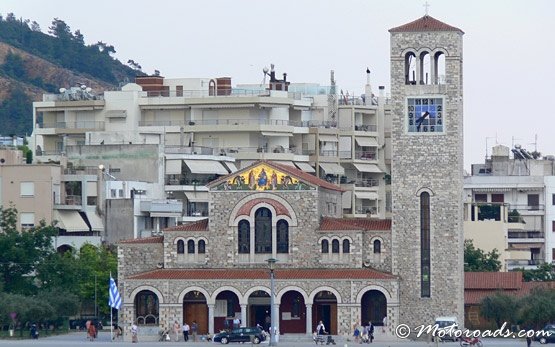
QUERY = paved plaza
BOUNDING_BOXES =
[0,331,536,347]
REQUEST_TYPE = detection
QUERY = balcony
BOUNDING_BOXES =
[354,124,377,132]
[140,89,271,98]
[508,204,545,212]
[165,176,215,186]
[319,150,338,157]
[54,195,82,210]
[508,231,545,243]
[355,151,378,161]
[165,145,218,156]
[140,199,183,217]
[37,121,105,131]
[507,259,544,270]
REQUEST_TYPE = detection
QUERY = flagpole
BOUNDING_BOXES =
[110,272,113,342]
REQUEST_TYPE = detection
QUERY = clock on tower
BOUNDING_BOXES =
[407,97,443,133]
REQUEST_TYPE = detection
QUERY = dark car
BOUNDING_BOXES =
[213,327,266,344]
[535,328,555,344]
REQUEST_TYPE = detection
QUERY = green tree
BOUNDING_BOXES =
[517,263,555,282]
[518,288,555,329]
[464,239,502,272]
[480,293,519,328]
[0,206,57,294]
[1,51,27,79]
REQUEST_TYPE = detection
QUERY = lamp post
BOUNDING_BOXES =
[266,258,278,346]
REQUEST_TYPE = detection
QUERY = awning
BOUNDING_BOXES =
[318,134,339,142]
[355,192,379,200]
[342,191,352,208]
[150,212,182,217]
[191,104,255,109]
[294,162,315,173]
[140,105,190,110]
[319,163,345,175]
[224,162,238,173]
[86,212,104,232]
[271,161,295,167]
[355,137,378,147]
[166,159,182,174]
[261,132,293,137]
[105,110,127,118]
[184,160,228,175]
[53,210,89,232]
[292,106,310,111]
[185,192,210,202]
[353,163,382,173]
[259,104,289,108]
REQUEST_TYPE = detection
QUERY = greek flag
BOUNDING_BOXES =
[109,276,122,310]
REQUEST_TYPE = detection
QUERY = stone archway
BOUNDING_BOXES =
[312,290,338,335]
[214,290,241,332]
[246,290,271,329]
[361,290,387,326]
[279,290,306,333]
[183,290,209,334]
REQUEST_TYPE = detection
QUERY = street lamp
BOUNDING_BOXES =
[266,258,278,346]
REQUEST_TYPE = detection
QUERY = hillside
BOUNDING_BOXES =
[0,14,145,136]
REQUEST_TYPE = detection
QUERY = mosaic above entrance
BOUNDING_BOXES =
[214,163,314,191]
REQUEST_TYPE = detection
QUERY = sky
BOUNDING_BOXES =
[1,0,554,170]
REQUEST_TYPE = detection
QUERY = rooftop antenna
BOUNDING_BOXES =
[261,66,269,88]
[423,1,431,15]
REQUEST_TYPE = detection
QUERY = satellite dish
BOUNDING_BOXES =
[81,85,87,90]
[263,66,269,74]
[59,88,66,93]
[86,87,92,93]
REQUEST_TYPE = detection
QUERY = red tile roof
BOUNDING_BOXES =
[119,236,163,244]
[319,217,391,231]
[164,219,209,232]
[128,268,396,280]
[389,15,463,34]
[237,198,290,218]
[465,272,522,290]
[208,160,344,192]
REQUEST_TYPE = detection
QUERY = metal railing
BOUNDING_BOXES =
[38,121,105,130]
[165,176,215,186]
[508,231,544,239]
[165,145,216,155]
[319,150,338,157]
[355,151,378,160]
[508,204,545,211]
[59,195,82,206]
[354,124,377,132]
[355,179,379,187]
[36,150,64,156]
[355,207,378,215]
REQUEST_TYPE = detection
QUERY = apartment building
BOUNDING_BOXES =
[464,144,555,270]
[0,148,101,250]
[30,67,392,240]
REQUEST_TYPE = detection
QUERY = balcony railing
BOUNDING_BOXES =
[355,207,378,215]
[355,151,377,160]
[37,121,105,130]
[319,150,338,157]
[355,178,379,187]
[354,124,377,132]
[508,231,544,239]
[60,195,82,206]
[165,176,215,186]
[165,145,217,155]
[64,166,99,175]
[36,150,64,156]
[508,204,545,212]
[507,259,544,266]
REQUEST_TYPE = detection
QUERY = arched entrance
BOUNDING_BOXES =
[57,244,73,254]
[361,290,387,326]
[183,291,208,334]
[214,290,241,332]
[134,290,159,325]
[247,290,270,330]
[312,291,337,334]
[279,290,306,333]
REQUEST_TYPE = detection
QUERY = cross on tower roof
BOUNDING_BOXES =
[423,1,431,15]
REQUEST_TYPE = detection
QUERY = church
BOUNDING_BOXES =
[117,14,464,339]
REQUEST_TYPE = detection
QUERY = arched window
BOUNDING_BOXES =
[198,240,206,254]
[420,192,431,298]
[321,240,329,253]
[434,52,446,84]
[255,208,272,254]
[373,240,381,254]
[135,290,159,325]
[419,51,431,84]
[177,240,185,254]
[187,240,195,254]
[342,239,350,254]
[238,220,250,254]
[332,239,340,254]
[405,52,417,85]
[276,220,289,253]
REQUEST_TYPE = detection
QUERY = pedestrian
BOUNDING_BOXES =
[183,322,190,342]
[382,316,387,333]
[87,323,97,341]
[85,320,91,340]
[173,320,181,341]
[353,323,360,343]
[233,317,240,329]
[131,322,139,343]
[317,320,326,336]
[526,335,532,347]
[30,324,39,339]
[191,320,198,342]
[368,322,374,343]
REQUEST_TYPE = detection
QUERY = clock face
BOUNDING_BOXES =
[407,97,443,133]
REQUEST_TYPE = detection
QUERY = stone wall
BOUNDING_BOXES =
[390,29,465,326]
[118,242,164,283]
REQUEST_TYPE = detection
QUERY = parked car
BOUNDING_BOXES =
[213,327,266,344]
[536,327,555,344]
[433,316,460,342]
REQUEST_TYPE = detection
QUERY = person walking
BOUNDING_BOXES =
[182,322,190,342]
[191,321,198,342]
[317,320,326,336]
[368,322,374,343]
[131,323,139,343]
[87,323,97,341]
[173,320,181,342]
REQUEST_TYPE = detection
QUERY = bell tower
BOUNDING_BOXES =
[389,15,464,326]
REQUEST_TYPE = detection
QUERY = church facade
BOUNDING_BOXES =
[117,15,464,339]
